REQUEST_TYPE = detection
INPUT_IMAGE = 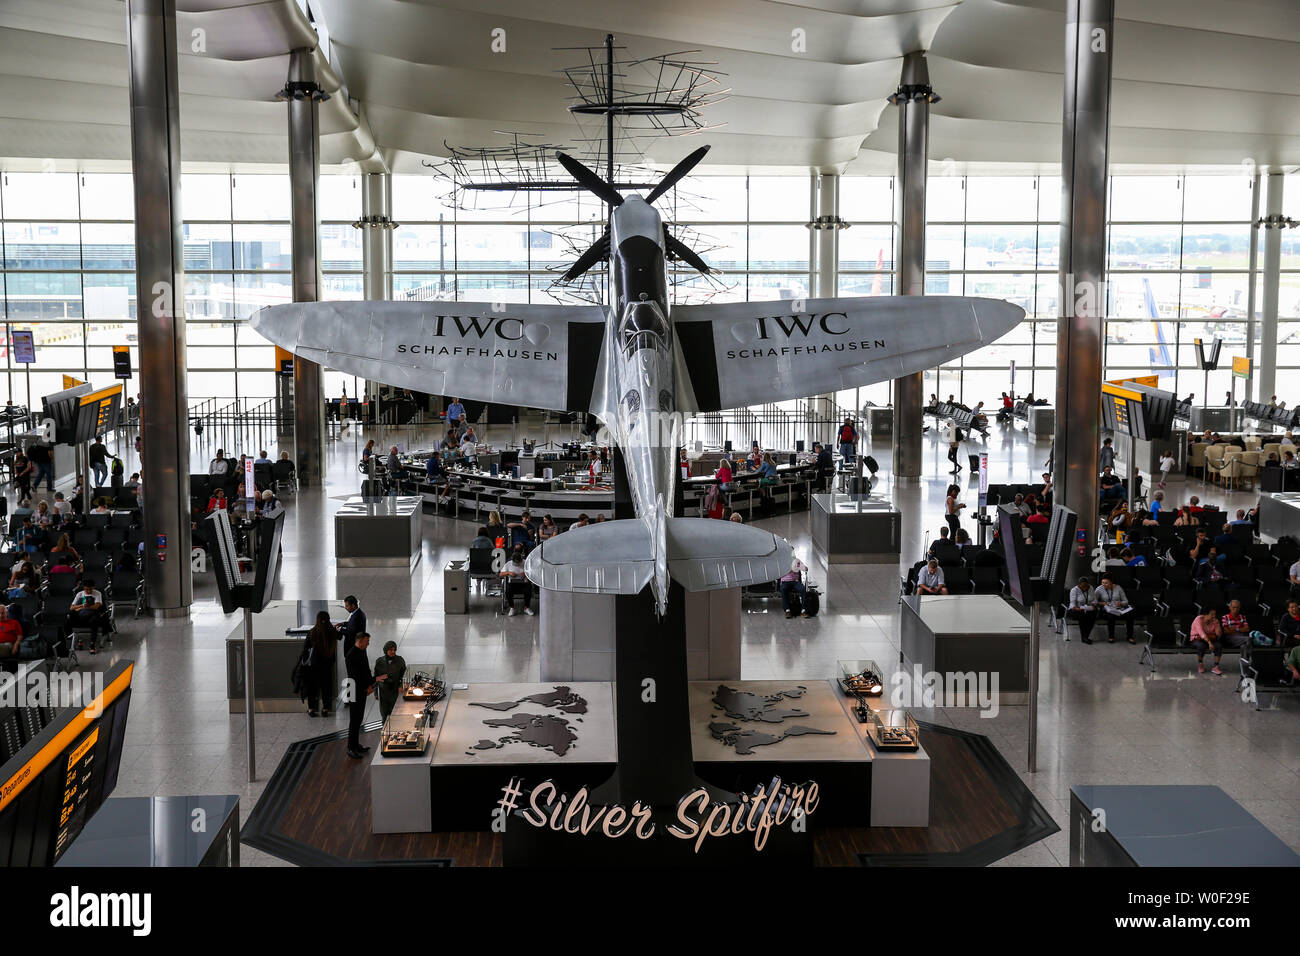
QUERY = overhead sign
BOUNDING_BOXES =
[76,384,123,440]
[62,375,84,390]
[1232,356,1251,379]
[112,345,132,380]
[11,330,35,364]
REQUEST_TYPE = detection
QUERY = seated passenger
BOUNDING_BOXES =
[915,559,948,596]
[779,558,808,619]
[1065,576,1097,644]
[1188,607,1226,676]
[500,545,534,617]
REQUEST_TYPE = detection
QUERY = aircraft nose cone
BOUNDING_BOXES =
[249,303,297,347]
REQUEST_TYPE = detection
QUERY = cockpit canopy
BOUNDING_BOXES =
[619,301,670,357]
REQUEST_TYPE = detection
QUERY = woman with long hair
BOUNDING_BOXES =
[304,610,338,717]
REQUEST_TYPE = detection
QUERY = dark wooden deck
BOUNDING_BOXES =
[245,722,1054,867]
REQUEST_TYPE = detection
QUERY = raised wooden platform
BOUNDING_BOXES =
[243,720,1055,867]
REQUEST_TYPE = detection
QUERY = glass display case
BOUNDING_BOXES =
[865,709,920,752]
[402,665,447,703]
[837,659,885,698]
[380,712,429,758]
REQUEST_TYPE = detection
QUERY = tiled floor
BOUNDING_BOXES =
[63,419,1300,867]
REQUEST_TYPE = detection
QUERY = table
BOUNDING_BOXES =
[334,494,422,569]
[810,493,901,564]
[1070,785,1300,867]
[899,594,1032,704]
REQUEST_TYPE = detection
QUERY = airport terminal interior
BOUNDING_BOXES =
[1,0,1299,875]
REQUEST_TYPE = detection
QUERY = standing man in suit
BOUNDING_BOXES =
[339,595,366,658]
[345,632,375,758]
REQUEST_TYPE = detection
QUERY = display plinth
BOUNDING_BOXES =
[370,677,450,834]
[334,494,422,569]
[899,594,1031,704]
[834,693,930,827]
[225,600,337,713]
[811,494,901,564]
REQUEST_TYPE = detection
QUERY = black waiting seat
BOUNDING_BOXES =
[943,567,973,594]
[1162,566,1194,589]
[86,513,109,530]
[42,569,79,599]
[971,566,1003,594]
[1254,564,1286,586]
[1258,583,1291,615]
[1194,587,1228,615]
[1100,567,1135,590]
[1132,564,1164,591]
[468,546,500,595]
[1139,616,1188,671]
[73,528,100,550]
[1158,587,1197,619]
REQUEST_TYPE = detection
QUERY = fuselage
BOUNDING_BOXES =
[596,195,680,610]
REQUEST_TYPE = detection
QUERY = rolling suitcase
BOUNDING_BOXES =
[803,585,820,617]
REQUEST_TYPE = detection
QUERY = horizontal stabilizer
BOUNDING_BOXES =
[524,520,655,596]
[524,518,793,596]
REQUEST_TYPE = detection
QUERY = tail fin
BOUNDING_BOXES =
[525,518,793,597]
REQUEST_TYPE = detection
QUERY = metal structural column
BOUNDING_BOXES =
[808,173,847,437]
[1055,0,1114,582]
[126,0,191,618]
[282,50,327,486]
[359,172,393,301]
[890,52,937,481]
[1258,172,1286,402]
[811,173,843,299]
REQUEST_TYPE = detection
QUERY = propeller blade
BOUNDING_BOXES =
[561,229,610,282]
[665,232,713,274]
[555,152,623,207]
[645,145,711,205]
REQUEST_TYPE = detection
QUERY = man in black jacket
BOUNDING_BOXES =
[345,632,375,758]
[339,595,366,658]
[813,442,834,492]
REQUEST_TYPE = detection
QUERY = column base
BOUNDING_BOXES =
[892,475,922,485]
[152,606,191,621]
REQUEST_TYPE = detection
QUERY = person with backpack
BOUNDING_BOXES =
[838,418,858,464]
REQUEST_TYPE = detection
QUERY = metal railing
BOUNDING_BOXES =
[187,397,280,454]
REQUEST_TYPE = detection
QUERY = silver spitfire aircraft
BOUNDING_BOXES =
[251,147,1023,614]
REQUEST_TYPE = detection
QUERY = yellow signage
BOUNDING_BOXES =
[1102,381,1143,402]
[61,375,84,390]
[0,663,133,814]
[1232,356,1251,378]
[1106,375,1158,388]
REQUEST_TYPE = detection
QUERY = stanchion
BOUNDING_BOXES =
[1029,601,1040,773]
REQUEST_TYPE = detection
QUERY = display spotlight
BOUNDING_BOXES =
[275,81,331,103]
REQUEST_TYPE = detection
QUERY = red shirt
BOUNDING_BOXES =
[0,618,22,649]
[1221,612,1248,633]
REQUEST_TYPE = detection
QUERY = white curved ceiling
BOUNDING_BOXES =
[0,0,1296,174]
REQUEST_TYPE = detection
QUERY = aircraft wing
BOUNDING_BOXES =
[672,295,1024,412]
[525,518,792,595]
[249,300,606,413]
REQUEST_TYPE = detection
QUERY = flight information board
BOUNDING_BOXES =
[1101,381,1176,441]
[0,661,133,866]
